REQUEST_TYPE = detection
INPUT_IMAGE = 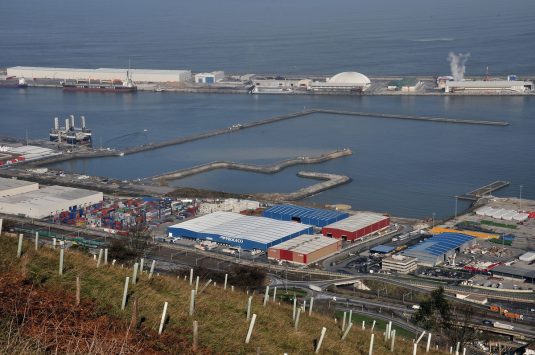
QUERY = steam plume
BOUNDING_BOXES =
[447,52,470,81]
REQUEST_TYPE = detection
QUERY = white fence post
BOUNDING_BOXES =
[59,242,64,275]
[149,260,156,279]
[309,297,314,316]
[315,327,327,354]
[35,232,39,251]
[121,277,130,310]
[368,333,375,355]
[263,286,270,306]
[17,234,23,258]
[132,262,139,284]
[189,289,195,316]
[224,273,228,289]
[158,302,168,335]
[341,322,353,340]
[245,314,257,344]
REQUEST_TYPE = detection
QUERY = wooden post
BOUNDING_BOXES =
[342,311,346,331]
[189,268,193,285]
[193,320,198,352]
[224,273,228,290]
[59,243,64,275]
[17,234,23,258]
[246,296,252,321]
[341,322,353,340]
[426,333,432,353]
[140,258,144,274]
[104,248,108,265]
[263,286,269,306]
[158,302,168,335]
[121,277,130,310]
[149,260,156,279]
[75,275,80,306]
[195,276,200,294]
[309,297,314,316]
[245,314,257,344]
[35,232,39,251]
[390,329,396,352]
[132,262,139,284]
[316,327,327,354]
[96,248,103,268]
[189,289,195,316]
[292,297,297,321]
[368,333,375,355]
[272,286,277,302]
[294,308,301,331]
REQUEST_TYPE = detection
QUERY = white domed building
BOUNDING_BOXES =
[311,71,371,93]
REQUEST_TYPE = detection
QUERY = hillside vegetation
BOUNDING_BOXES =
[0,233,444,354]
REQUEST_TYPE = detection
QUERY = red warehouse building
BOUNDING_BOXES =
[322,212,390,241]
[268,235,342,265]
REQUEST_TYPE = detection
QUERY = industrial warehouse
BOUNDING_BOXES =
[321,212,390,241]
[262,204,349,227]
[402,233,476,267]
[267,234,342,265]
[0,181,103,219]
[167,211,314,251]
[6,66,192,83]
[444,79,533,93]
[0,177,39,197]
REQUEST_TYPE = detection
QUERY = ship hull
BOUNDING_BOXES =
[63,86,137,93]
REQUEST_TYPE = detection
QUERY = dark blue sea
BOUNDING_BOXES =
[1,0,534,218]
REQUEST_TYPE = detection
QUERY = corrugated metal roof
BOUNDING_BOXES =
[447,80,531,88]
[370,245,395,253]
[263,204,348,227]
[0,185,102,204]
[169,211,312,245]
[324,212,388,232]
[270,234,339,254]
[403,233,474,258]
[0,177,37,191]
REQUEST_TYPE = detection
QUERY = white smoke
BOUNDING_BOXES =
[447,52,470,81]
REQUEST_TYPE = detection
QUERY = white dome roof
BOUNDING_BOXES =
[328,72,371,85]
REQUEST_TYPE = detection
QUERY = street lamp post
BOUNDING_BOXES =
[454,197,458,220]
[519,185,523,210]
[432,213,436,228]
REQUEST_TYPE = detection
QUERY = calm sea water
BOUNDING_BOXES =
[1,0,534,218]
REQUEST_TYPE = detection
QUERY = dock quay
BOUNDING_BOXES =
[255,171,351,201]
[27,108,508,168]
[151,148,352,183]
[458,180,511,201]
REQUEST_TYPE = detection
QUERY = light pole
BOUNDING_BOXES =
[432,213,436,228]
[519,185,523,211]
[454,197,458,220]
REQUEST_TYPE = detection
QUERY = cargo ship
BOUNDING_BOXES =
[61,70,137,93]
[49,115,92,145]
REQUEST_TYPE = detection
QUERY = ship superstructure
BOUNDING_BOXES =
[49,115,92,145]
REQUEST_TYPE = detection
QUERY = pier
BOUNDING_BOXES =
[458,181,511,201]
[255,171,352,201]
[151,148,352,183]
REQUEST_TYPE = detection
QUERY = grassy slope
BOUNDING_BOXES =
[0,234,444,354]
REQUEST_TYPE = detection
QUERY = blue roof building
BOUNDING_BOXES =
[262,205,349,227]
[402,233,475,267]
[370,245,395,254]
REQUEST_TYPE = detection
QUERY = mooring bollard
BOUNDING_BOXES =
[245,314,257,344]
[426,333,432,353]
[59,242,64,275]
[121,277,130,310]
[139,258,144,274]
[189,289,195,316]
[132,262,139,284]
[247,296,252,321]
[224,273,228,290]
[341,322,353,340]
[294,308,301,331]
[76,275,81,306]
[96,249,103,268]
[17,234,23,258]
[149,260,156,279]
[315,327,327,354]
[158,302,168,335]
[309,297,314,316]
[189,268,193,285]
[368,333,375,355]
[35,232,39,251]
[272,286,277,302]
[193,320,198,351]
[263,286,269,306]
[104,248,108,265]
[390,329,396,352]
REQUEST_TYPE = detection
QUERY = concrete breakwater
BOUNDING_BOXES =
[152,148,352,182]
[29,108,508,167]
[255,171,352,201]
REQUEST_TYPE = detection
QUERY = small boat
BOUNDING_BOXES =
[17,78,28,88]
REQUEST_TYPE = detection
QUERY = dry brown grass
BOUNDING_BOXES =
[0,233,446,354]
